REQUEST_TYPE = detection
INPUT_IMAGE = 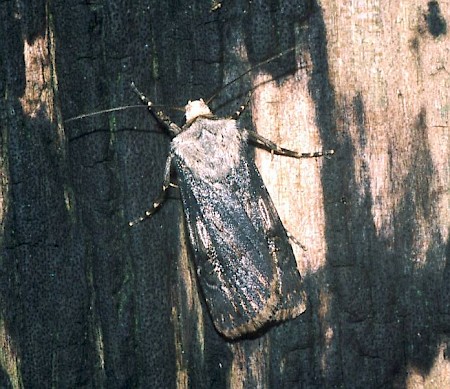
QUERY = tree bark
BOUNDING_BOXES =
[1,0,448,388]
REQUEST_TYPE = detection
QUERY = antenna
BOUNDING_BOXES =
[65,46,297,123]
[206,46,296,106]
[64,104,171,123]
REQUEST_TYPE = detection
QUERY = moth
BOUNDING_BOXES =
[128,83,334,339]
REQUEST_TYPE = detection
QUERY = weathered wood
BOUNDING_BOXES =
[0,0,448,387]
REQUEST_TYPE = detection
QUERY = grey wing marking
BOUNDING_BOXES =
[175,157,305,338]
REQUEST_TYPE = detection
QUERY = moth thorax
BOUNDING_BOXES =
[185,99,212,122]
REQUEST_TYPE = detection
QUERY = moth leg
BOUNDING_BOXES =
[247,131,334,159]
[286,231,307,251]
[231,93,252,120]
[129,153,173,227]
[130,82,182,136]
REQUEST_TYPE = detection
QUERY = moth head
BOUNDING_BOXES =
[185,99,213,122]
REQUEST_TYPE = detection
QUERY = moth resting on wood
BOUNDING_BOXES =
[129,84,334,339]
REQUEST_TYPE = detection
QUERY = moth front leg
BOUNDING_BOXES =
[129,153,174,226]
[231,92,252,120]
[247,130,334,159]
[131,82,182,137]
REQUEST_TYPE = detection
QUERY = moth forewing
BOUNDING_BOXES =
[251,73,328,274]
[169,108,307,339]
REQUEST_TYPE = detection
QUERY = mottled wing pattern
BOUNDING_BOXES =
[245,161,307,320]
[173,151,306,338]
